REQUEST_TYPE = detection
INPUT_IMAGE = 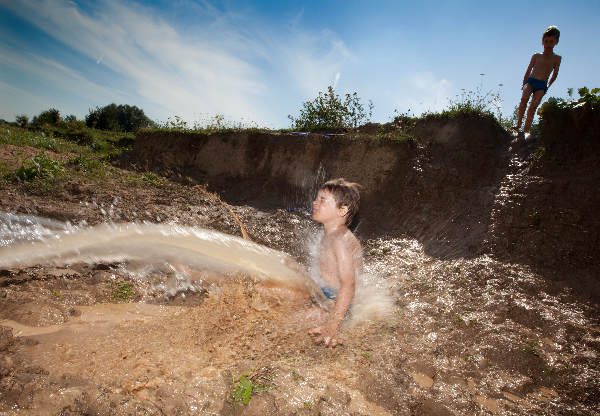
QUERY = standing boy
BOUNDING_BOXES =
[308,178,362,348]
[513,26,562,133]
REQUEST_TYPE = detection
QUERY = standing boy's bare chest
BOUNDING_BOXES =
[534,54,558,72]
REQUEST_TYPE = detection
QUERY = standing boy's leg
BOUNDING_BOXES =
[514,84,533,130]
[523,89,546,133]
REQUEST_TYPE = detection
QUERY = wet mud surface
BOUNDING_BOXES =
[1,113,600,415]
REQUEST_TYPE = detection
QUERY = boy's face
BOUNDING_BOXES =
[312,189,346,224]
[542,35,558,50]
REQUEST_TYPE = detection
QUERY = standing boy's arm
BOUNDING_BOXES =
[310,238,356,347]
[523,55,536,85]
[547,56,562,89]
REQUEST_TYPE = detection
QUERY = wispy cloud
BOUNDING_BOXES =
[276,29,352,98]
[0,0,352,126]
[378,72,452,117]
[0,46,131,118]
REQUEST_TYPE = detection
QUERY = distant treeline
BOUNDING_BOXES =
[14,103,155,133]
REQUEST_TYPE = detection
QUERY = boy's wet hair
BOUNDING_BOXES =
[543,25,560,40]
[319,178,361,226]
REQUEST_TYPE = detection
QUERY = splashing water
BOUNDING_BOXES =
[0,211,395,323]
[0,212,330,305]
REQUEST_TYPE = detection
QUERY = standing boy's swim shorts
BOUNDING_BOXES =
[525,77,548,93]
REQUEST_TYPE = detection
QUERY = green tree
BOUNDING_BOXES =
[31,108,61,127]
[85,103,154,132]
[15,114,29,128]
[288,86,373,131]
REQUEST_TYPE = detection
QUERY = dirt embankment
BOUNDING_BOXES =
[134,117,508,256]
[490,107,600,295]
[134,112,600,297]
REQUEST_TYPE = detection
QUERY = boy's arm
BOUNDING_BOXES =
[523,54,536,85]
[310,238,356,347]
[547,56,562,89]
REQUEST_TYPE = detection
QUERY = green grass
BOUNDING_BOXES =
[230,370,271,406]
[66,156,111,179]
[13,153,65,181]
[0,161,11,178]
[123,172,164,187]
[51,289,63,301]
[0,124,133,159]
[0,124,137,188]
[112,282,134,302]
[519,338,540,356]
[375,131,416,143]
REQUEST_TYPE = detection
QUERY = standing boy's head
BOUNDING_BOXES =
[313,178,361,226]
[543,25,560,41]
[542,26,560,49]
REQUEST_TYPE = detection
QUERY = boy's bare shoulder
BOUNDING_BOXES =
[332,228,361,252]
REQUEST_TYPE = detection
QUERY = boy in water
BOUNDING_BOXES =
[308,178,362,348]
[513,26,562,133]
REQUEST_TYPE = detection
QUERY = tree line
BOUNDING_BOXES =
[15,103,155,132]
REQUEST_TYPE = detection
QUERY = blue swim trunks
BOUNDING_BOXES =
[525,77,548,93]
[320,286,338,300]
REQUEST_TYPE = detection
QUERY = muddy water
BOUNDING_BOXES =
[1,209,599,415]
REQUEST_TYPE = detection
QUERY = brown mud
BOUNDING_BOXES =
[1,111,599,415]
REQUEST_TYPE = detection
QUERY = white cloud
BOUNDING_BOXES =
[0,47,131,119]
[0,0,353,127]
[388,72,453,115]
[275,29,352,98]
[333,72,341,89]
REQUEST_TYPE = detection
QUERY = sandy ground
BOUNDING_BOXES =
[1,146,599,415]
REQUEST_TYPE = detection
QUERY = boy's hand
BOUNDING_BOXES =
[309,323,342,347]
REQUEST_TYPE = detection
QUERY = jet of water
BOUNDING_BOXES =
[0,213,327,305]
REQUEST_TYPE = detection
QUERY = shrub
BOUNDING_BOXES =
[288,85,373,131]
[230,372,269,406]
[444,83,503,120]
[15,114,29,128]
[538,87,600,116]
[13,154,64,181]
[64,114,77,123]
[86,103,155,132]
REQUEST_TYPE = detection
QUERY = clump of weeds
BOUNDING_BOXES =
[229,368,272,406]
[519,338,540,356]
[112,282,134,302]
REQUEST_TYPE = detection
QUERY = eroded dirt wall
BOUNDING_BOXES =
[490,107,600,295]
[134,116,510,259]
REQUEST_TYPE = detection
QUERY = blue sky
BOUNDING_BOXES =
[1,0,598,128]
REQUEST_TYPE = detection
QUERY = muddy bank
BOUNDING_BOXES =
[134,115,509,259]
[134,112,600,297]
[489,107,600,295]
